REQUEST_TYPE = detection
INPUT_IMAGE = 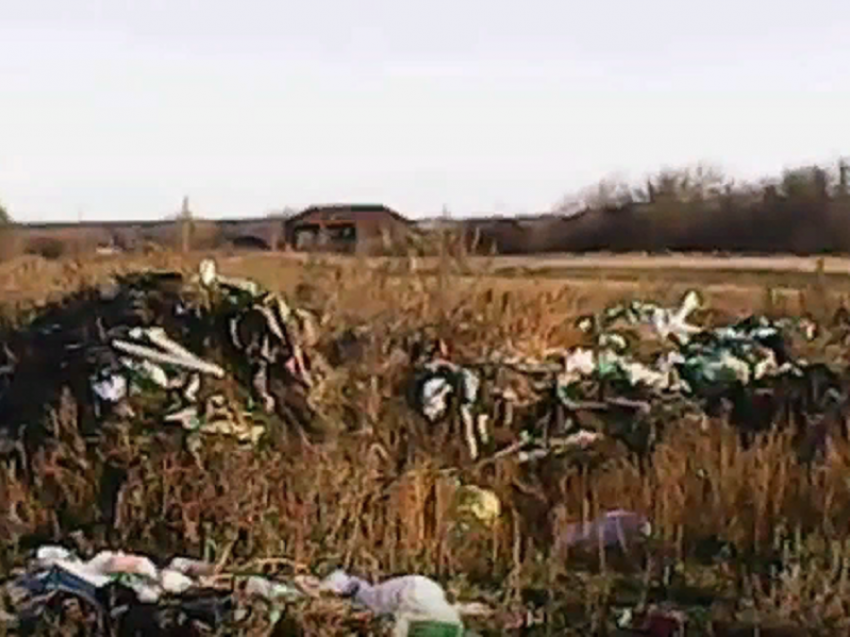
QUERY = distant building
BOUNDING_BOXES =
[284,204,413,253]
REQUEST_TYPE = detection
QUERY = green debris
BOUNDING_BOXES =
[407,620,466,636]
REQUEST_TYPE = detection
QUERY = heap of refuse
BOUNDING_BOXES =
[2,258,840,469]
[3,547,235,633]
[1,545,497,636]
[2,259,849,634]
[1,545,313,634]
[411,288,846,460]
[0,259,331,462]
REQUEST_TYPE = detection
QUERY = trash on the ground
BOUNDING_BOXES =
[452,485,502,525]
[561,510,652,551]
[579,290,703,345]
[516,429,606,464]
[246,576,305,602]
[0,258,332,452]
[406,621,466,636]
[319,569,465,637]
[616,604,687,637]
[412,353,490,460]
[3,267,849,635]
[165,393,265,446]
[90,373,128,404]
[114,326,225,378]
[165,557,216,578]
[570,291,817,396]
[452,601,495,618]
[196,257,262,297]
[245,575,307,626]
[35,545,76,566]
[197,257,321,390]
[25,546,190,603]
[472,289,843,459]
[1,546,319,634]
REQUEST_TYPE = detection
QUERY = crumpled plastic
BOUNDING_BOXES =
[562,509,652,551]
[245,575,306,625]
[319,569,464,636]
[579,289,703,345]
[586,295,821,406]
[570,290,817,398]
[29,545,196,603]
[452,484,502,525]
[516,429,605,464]
[413,355,490,460]
[1,546,316,634]
[166,393,265,445]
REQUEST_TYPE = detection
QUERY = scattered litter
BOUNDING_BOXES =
[0,258,327,449]
[319,569,465,637]
[165,393,266,447]
[165,557,216,578]
[245,576,307,626]
[113,326,225,378]
[24,546,186,603]
[246,576,305,602]
[452,484,502,525]
[3,265,849,635]
[1,547,313,634]
[562,510,652,551]
[413,353,490,460]
[473,290,843,459]
[516,429,606,464]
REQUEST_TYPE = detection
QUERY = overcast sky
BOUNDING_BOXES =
[1,0,848,222]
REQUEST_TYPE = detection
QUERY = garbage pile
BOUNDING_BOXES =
[3,257,837,470]
[1,546,493,636]
[0,259,330,461]
[2,259,848,634]
[1,546,242,634]
[0,260,503,634]
[411,289,846,460]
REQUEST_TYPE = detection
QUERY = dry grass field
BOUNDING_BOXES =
[3,249,850,635]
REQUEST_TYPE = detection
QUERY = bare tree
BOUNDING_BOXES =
[553,173,635,215]
[648,164,728,203]
[780,165,832,200]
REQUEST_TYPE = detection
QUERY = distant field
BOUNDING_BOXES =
[263,250,850,298]
[475,252,848,273]
[2,250,845,318]
[281,250,846,274]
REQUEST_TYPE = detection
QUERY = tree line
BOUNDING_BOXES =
[468,161,850,255]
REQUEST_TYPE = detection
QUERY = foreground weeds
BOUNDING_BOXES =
[2,251,850,635]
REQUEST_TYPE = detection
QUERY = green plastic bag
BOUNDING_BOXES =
[407,620,465,637]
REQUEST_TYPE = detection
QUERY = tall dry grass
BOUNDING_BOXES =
[2,250,850,634]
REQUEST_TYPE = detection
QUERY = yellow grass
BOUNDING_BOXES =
[2,250,850,635]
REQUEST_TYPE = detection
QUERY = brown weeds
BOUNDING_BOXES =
[3,250,850,634]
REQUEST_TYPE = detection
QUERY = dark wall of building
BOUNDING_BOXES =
[285,206,412,254]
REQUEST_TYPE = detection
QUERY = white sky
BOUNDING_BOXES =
[1,0,848,221]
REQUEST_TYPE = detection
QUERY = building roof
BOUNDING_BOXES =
[287,204,412,226]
